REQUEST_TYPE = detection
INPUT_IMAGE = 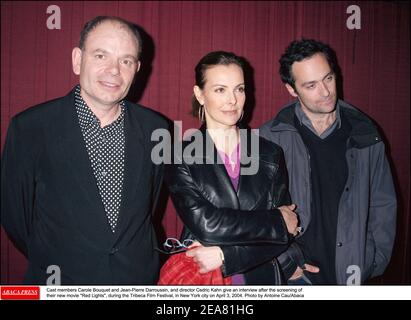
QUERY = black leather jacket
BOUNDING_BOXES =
[165,126,291,284]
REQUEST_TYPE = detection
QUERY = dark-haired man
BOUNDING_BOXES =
[260,39,396,285]
[1,16,167,284]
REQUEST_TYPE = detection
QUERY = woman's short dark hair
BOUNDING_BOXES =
[279,39,337,89]
[192,51,245,118]
[79,16,143,59]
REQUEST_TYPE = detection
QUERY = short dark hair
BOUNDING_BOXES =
[79,16,143,59]
[192,51,245,118]
[279,39,337,89]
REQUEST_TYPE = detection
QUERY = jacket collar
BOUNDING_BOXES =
[181,124,269,210]
[58,86,145,240]
[192,123,254,160]
[270,99,381,148]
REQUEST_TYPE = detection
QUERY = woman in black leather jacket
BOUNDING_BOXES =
[165,51,299,285]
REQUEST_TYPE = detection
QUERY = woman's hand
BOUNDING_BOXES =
[289,264,320,280]
[278,204,299,236]
[186,243,224,274]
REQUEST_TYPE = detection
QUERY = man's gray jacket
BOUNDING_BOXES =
[260,100,397,284]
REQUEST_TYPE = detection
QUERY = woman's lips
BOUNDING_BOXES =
[222,110,238,114]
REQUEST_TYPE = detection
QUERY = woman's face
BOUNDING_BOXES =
[194,64,245,129]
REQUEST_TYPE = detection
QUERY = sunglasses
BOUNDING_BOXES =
[155,237,195,255]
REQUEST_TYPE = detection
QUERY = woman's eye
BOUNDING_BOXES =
[215,88,225,93]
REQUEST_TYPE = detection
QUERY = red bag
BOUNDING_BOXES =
[158,251,232,285]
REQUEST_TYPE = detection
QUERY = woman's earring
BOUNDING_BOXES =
[238,109,244,123]
[199,105,205,123]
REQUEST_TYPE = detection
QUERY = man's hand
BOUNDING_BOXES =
[278,204,299,236]
[289,264,320,280]
[186,243,224,274]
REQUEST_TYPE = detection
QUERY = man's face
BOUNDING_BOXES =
[285,53,337,116]
[72,21,140,110]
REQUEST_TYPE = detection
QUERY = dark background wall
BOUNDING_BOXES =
[1,1,409,284]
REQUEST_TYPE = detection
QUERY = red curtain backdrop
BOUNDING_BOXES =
[1,1,409,284]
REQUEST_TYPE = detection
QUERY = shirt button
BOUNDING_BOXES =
[101,171,107,177]
[345,187,349,191]
[337,242,343,247]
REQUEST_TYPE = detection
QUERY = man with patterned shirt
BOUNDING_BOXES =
[1,16,168,284]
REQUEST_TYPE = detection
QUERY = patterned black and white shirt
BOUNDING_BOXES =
[75,85,125,232]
